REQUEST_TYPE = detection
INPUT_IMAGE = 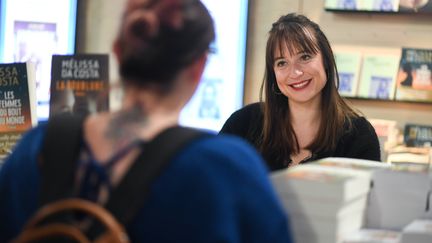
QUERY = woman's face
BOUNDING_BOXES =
[273,45,327,106]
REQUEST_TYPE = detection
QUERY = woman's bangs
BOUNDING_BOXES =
[275,25,319,57]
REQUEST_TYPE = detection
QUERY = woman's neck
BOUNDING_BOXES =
[289,99,321,128]
[115,88,183,142]
[288,98,321,155]
[84,87,184,161]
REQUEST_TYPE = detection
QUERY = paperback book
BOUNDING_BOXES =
[342,228,401,243]
[271,163,372,243]
[357,53,400,100]
[271,164,371,203]
[386,148,431,164]
[49,54,110,117]
[401,219,432,243]
[314,157,391,173]
[0,62,37,160]
[364,163,432,230]
[395,48,432,103]
[403,123,432,147]
[334,50,362,97]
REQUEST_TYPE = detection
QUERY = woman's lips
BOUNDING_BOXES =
[290,79,311,90]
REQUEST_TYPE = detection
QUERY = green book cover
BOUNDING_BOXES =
[335,51,362,97]
[358,54,400,100]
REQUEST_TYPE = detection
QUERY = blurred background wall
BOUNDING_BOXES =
[77,0,432,128]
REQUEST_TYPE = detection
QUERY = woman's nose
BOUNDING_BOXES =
[288,64,303,78]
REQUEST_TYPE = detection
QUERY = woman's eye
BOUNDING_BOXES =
[275,60,287,67]
[301,54,312,61]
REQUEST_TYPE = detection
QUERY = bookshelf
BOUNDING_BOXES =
[243,0,432,131]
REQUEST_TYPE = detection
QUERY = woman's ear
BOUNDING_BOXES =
[189,53,208,85]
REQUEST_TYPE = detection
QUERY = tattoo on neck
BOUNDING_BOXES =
[105,105,148,147]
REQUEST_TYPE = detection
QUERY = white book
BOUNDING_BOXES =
[272,163,372,243]
[295,233,336,243]
[291,207,365,240]
[342,228,401,243]
[365,164,431,230]
[271,164,372,204]
[314,157,391,173]
[279,192,367,219]
[401,219,432,243]
[387,153,431,164]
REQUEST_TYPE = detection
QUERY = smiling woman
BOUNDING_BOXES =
[220,13,381,171]
[273,48,327,105]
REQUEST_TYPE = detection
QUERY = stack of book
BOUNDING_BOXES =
[364,162,432,230]
[386,146,431,164]
[271,160,374,243]
[314,157,391,175]
[400,219,432,243]
[342,228,401,243]
[368,118,400,162]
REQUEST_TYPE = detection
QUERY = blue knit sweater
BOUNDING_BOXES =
[0,123,293,243]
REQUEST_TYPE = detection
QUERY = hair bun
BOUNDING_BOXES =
[124,9,159,47]
[156,0,183,29]
[118,0,215,85]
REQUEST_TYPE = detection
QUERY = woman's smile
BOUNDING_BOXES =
[290,79,312,90]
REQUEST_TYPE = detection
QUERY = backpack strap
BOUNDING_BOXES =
[39,115,209,227]
[105,126,208,225]
[38,113,85,206]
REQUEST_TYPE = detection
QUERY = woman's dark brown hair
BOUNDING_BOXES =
[259,13,359,167]
[115,0,215,91]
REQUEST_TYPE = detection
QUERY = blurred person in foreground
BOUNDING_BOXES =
[0,0,293,242]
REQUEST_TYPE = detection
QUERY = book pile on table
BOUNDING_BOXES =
[400,219,432,243]
[364,162,432,230]
[271,159,376,243]
[342,228,401,243]
[343,219,432,243]
[271,156,432,242]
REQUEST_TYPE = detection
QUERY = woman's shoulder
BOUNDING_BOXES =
[236,102,263,116]
[349,116,375,133]
[219,102,263,135]
[226,102,262,119]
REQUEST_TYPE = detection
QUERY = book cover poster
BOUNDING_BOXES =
[14,20,58,119]
[357,54,400,100]
[334,50,362,97]
[0,62,36,157]
[49,54,109,117]
[395,48,432,102]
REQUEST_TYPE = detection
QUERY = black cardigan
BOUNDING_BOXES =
[220,102,381,171]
